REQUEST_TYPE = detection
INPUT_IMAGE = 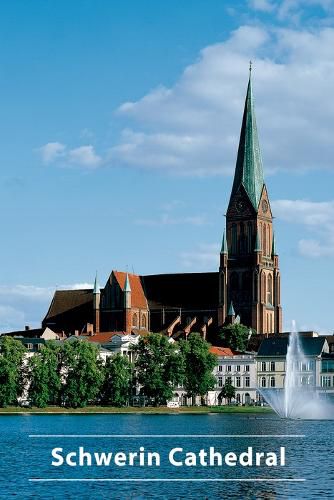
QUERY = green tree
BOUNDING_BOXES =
[0,337,26,407]
[101,354,132,407]
[132,333,184,406]
[179,333,217,405]
[219,324,252,352]
[27,341,62,408]
[61,340,104,408]
[219,382,236,404]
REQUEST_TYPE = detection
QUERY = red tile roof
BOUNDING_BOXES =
[87,332,126,344]
[210,346,234,356]
[113,271,148,309]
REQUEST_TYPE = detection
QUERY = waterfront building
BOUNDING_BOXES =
[208,346,257,405]
[256,333,330,392]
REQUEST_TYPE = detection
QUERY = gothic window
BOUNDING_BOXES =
[261,272,266,303]
[230,272,239,291]
[141,314,147,329]
[242,272,252,301]
[239,222,247,254]
[247,222,252,252]
[262,224,267,256]
[231,224,237,254]
[132,313,138,328]
[267,274,273,305]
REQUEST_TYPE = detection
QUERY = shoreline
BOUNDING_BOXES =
[0,406,273,415]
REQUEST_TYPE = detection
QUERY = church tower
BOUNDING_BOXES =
[219,69,282,334]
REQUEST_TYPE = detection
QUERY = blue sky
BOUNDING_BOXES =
[0,0,334,334]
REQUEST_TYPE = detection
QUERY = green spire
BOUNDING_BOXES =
[254,230,261,251]
[230,71,264,210]
[124,273,131,292]
[220,230,228,254]
[228,301,235,316]
[93,273,100,294]
[272,232,277,256]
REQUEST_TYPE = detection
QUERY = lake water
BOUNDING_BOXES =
[0,413,332,499]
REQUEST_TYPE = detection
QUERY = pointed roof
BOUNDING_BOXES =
[272,232,277,255]
[228,301,235,316]
[220,230,228,254]
[124,273,131,293]
[254,230,261,252]
[93,273,100,294]
[230,72,264,210]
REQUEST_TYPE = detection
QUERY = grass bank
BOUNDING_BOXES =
[0,405,273,415]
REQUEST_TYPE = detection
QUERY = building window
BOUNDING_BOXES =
[236,376,241,388]
[236,365,241,372]
[231,224,237,254]
[245,365,250,372]
[141,314,147,329]
[226,377,232,385]
[267,274,273,306]
[236,393,241,403]
[218,377,223,388]
[321,376,331,387]
[132,313,138,328]
[270,376,275,388]
[261,377,266,388]
[270,361,275,372]
[261,362,266,372]
[227,365,231,372]
[245,376,250,388]
[218,365,223,372]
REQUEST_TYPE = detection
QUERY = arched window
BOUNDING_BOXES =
[236,394,241,403]
[247,222,252,253]
[132,313,138,328]
[230,272,239,291]
[239,222,247,254]
[262,224,266,256]
[141,314,147,329]
[261,272,266,303]
[231,224,237,254]
[270,376,275,388]
[261,377,266,388]
[267,274,273,305]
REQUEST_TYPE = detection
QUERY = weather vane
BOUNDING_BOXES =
[249,60,252,73]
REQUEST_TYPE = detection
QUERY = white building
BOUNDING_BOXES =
[208,346,258,405]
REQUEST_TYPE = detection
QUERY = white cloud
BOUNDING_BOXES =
[249,0,275,12]
[108,25,334,176]
[272,199,334,257]
[39,142,66,164]
[68,146,102,168]
[180,244,220,270]
[38,143,102,169]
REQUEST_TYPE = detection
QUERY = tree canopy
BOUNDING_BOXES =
[101,353,132,407]
[0,337,26,407]
[179,333,217,403]
[219,323,252,352]
[132,333,184,406]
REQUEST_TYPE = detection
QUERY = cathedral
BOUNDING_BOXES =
[43,72,282,340]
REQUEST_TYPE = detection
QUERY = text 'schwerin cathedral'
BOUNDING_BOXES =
[43,73,282,340]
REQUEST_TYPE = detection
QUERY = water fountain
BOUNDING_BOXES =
[261,322,334,419]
